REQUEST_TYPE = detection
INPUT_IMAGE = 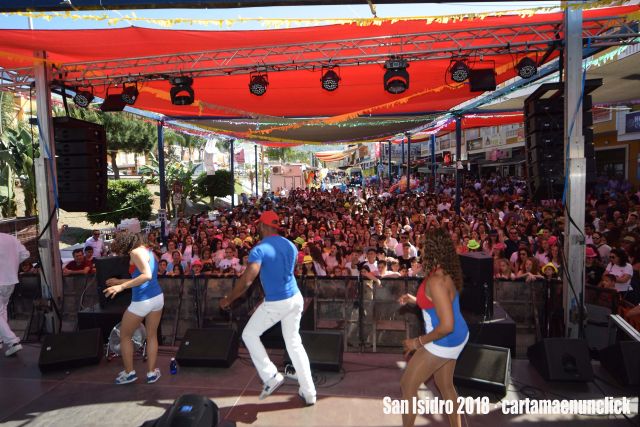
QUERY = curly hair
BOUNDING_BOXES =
[420,228,464,292]
[110,231,145,255]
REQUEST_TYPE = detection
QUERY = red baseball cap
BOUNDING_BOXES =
[256,210,280,229]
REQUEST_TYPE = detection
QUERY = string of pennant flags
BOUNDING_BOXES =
[2,0,630,30]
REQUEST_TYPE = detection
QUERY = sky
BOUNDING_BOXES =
[0,1,560,31]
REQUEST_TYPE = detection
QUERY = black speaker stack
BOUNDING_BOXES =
[458,253,494,318]
[524,79,602,202]
[54,117,108,212]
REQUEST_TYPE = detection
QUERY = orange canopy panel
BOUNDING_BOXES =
[0,4,637,122]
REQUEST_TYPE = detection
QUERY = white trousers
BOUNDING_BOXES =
[242,292,316,397]
[0,285,20,346]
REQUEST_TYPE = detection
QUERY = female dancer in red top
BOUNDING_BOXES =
[398,229,469,427]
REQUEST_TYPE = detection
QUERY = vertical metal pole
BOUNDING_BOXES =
[230,138,235,208]
[406,133,411,194]
[260,145,264,194]
[254,144,259,197]
[455,115,462,215]
[388,140,392,182]
[400,137,405,178]
[33,51,63,301]
[157,120,167,245]
[563,2,585,339]
[430,134,436,193]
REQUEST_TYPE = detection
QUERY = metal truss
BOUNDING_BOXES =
[0,12,638,91]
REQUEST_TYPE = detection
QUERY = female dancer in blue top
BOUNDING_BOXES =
[398,228,469,427]
[104,231,164,385]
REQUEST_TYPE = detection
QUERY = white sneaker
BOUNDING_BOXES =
[259,373,284,400]
[146,368,161,384]
[115,370,137,385]
[5,343,22,357]
[298,391,316,406]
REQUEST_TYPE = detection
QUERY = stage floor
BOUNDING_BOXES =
[0,343,637,427]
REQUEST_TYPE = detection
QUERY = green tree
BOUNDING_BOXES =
[87,180,152,226]
[195,170,234,206]
[0,124,38,217]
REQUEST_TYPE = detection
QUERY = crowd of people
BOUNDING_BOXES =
[31,174,639,323]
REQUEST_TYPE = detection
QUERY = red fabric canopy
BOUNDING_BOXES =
[0,5,635,123]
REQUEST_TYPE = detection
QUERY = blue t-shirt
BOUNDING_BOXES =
[131,249,163,302]
[248,235,299,301]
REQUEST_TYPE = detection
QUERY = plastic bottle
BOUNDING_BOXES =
[170,357,178,375]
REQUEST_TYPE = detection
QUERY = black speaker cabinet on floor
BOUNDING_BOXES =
[38,328,103,373]
[454,343,510,397]
[459,253,494,317]
[176,327,239,368]
[283,330,344,372]
[527,338,594,382]
[599,341,640,386]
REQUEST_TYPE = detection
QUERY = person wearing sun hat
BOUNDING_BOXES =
[219,210,316,406]
[541,262,558,279]
[467,239,480,252]
[585,246,604,287]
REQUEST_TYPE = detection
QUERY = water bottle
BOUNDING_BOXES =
[170,357,178,375]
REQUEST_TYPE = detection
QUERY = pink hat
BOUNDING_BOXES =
[191,259,203,266]
[494,242,506,250]
[586,247,598,258]
[548,236,558,246]
[332,229,341,235]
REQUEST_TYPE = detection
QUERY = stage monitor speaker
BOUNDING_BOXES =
[38,328,103,373]
[459,253,493,317]
[469,69,496,92]
[284,330,344,372]
[599,341,640,386]
[454,343,510,397]
[95,256,132,308]
[176,327,239,368]
[527,338,594,382]
[142,394,219,427]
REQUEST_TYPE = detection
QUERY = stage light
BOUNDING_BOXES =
[121,82,139,105]
[383,58,409,94]
[321,67,341,92]
[73,88,94,108]
[450,60,470,83]
[170,76,194,106]
[516,57,537,79]
[249,73,269,96]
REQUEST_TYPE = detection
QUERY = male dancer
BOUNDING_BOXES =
[220,210,316,405]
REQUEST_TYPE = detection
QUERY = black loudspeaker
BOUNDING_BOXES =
[283,330,344,372]
[458,253,493,317]
[38,328,103,373]
[454,343,511,397]
[527,338,594,382]
[599,341,640,386]
[142,394,219,427]
[53,117,107,212]
[176,327,239,368]
[95,256,131,308]
[469,69,496,92]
